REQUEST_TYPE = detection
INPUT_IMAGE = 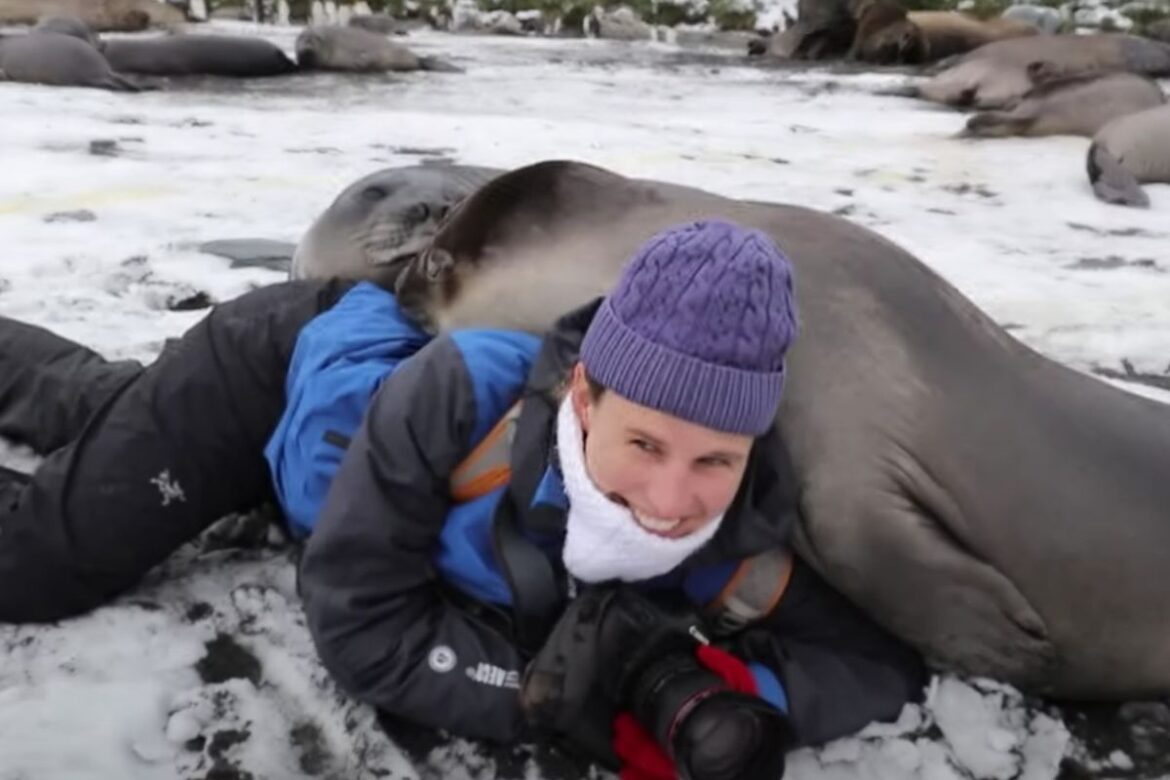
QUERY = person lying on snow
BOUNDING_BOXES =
[0,219,925,779]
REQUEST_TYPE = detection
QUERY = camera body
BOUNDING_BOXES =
[520,584,793,779]
[599,590,794,780]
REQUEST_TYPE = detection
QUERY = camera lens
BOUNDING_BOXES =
[677,699,763,780]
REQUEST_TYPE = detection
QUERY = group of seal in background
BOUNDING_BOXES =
[0,0,183,31]
[913,34,1170,207]
[750,0,1170,206]
[756,0,1041,63]
[274,158,1170,704]
[0,11,460,91]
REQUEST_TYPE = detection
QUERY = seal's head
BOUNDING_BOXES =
[292,166,495,287]
[294,27,325,69]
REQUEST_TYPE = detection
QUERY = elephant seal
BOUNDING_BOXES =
[964,72,1165,138]
[0,32,142,91]
[295,25,459,73]
[917,34,1170,109]
[33,14,102,48]
[395,159,1170,700]
[291,164,500,286]
[857,11,1036,65]
[1088,104,1170,207]
[846,0,908,61]
[0,0,183,31]
[102,35,298,78]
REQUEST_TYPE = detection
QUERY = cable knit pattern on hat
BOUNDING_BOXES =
[579,219,798,435]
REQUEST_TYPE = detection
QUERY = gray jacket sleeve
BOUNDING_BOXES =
[298,336,528,743]
[732,558,928,748]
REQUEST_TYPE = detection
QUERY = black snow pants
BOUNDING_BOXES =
[0,278,353,623]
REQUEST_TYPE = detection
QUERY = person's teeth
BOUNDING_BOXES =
[635,514,681,532]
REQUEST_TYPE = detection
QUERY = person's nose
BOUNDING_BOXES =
[639,463,695,520]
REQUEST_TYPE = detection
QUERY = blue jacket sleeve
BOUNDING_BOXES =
[298,336,530,743]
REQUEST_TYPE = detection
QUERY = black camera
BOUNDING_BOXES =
[521,584,794,778]
[622,648,793,780]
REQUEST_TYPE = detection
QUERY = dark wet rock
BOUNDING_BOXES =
[186,602,214,622]
[1092,358,1170,391]
[203,761,254,780]
[387,145,457,156]
[167,290,214,311]
[1068,256,1162,271]
[290,722,331,775]
[196,633,262,686]
[942,182,998,199]
[89,139,120,157]
[1067,222,1165,239]
[208,728,251,761]
[44,210,97,224]
[185,735,207,752]
[835,188,854,196]
[376,710,592,780]
[197,239,295,272]
[1056,698,1170,778]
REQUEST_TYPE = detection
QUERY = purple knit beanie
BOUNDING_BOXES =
[579,219,798,436]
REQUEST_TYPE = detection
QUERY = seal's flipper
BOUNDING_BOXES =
[416,56,463,73]
[793,464,1055,685]
[108,74,154,92]
[963,111,1031,138]
[1087,141,1150,208]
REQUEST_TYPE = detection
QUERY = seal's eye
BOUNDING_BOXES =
[406,203,431,223]
[360,185,389,201]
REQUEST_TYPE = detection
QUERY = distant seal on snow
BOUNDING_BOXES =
[846,0,909,61]
[291,165,500,286]
[0,32,142,91]
[295,25,460,73]
[859,11,1037,65]
[395,159,1170,700]
[0,0,183,31]
[102,35,298,78]
[964,72,1165,138]
[916,33,1170,109]
[1088,104,1170,207]
[32,14,102,48]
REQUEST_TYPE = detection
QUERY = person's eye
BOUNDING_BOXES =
[698,456,732,469]
[630,438,657,454]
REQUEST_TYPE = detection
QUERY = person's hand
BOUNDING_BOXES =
[613,712,675,780]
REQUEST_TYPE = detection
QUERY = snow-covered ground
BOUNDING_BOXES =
[1,20,1168,780]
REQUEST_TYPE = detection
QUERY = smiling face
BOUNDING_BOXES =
[567,362,754,539]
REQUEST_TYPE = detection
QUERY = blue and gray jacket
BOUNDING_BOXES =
[267,282,926,749]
